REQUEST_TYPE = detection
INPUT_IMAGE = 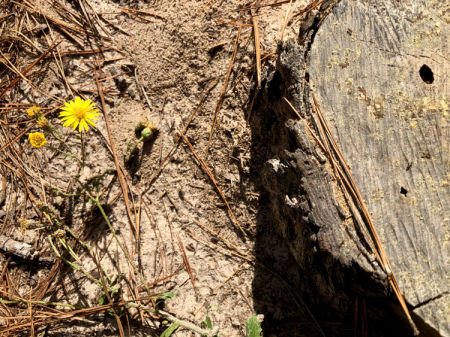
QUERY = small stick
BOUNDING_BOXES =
[94,57,137,236]
[177,234,196,292]
[0,236,36,262]
[205,26,242,154]
[179,132,245,236]
[251,13,261,88]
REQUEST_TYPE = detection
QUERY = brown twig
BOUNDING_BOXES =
[94,58,137,237]
[250,13,261,89]
[177,234,196,292]
[179,132,245,237]
[205,26,242,154]
[140,77,219,195]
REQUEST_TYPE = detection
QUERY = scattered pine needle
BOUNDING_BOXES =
[280,0,294,41]
[43,47,112,58]
[140,76,219,196]
[216,20,253,27]
[310,94,419,335]
[193,262,248,317]
[118,6,166,21]
[239,0,293,11]
[192,219,250,259]
[0,39,61,100]
[179,132,246,237]
[94,57,137,237]
[293,0,328,18]
[251,13,261,89]
[205,26,242,154]
[177,234,197,292]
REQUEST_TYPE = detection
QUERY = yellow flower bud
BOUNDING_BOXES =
[27,105,40,117]
[37,116,50,130]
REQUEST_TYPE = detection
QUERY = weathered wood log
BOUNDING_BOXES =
[254,0,448,335]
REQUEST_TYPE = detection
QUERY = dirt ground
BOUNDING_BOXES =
[0,0,338,336]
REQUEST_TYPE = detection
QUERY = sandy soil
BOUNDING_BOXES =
[0,0,332,336]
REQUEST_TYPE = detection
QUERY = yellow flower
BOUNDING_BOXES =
[27,105,40,117]
[28,132,47,148]
[37,116,50,130]
[59,97,100,132]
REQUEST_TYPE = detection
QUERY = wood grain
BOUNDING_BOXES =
[308,0,449,334]
[254,0,448,335]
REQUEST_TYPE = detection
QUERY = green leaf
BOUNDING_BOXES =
[203,314,213,329]
[98,292,106,306]
[160,322,180,337]
[245,315,262,337]
[109,285,119,297]
[157,291,175,301]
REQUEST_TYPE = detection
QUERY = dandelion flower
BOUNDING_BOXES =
[59,97,100,132]
[28,132,47,148]
[27,105,40,117]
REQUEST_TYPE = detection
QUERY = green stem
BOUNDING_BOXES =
[89,193,152,297]
[66,228,109,279]
[48,235,101,286]
[47,144,82,164]
[80,131,86,167]
[50,128,75,155]
[128,136,144,153]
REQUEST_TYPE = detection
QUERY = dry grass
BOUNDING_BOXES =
[0,1,169,335]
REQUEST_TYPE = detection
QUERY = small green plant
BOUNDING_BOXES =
[98,274,121,306]
[157,291,175,302]
[245,315,263,337]
[160,322,180,337]
[202,313,213,330]
[125,119,158,165]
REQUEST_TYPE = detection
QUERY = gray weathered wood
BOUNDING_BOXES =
[256,0,448,335]
[309,0,449,334]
